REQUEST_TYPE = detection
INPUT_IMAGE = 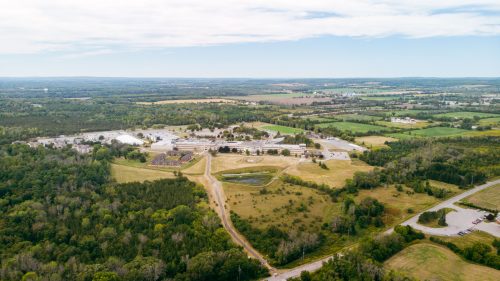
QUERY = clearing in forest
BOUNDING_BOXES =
[111,163,175,183]
[462,183,500,210]
[315,121,390,133]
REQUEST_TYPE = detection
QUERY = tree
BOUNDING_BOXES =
[281,149,290,156]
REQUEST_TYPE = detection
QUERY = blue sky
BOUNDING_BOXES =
[1,1,499,77]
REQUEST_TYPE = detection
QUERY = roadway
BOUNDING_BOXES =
[203,154,276,273]
[266,178,500,280]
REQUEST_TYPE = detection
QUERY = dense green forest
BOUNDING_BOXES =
[0,145,267,281]
[359,137,500,187]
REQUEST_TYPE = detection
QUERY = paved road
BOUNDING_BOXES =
[203,154,276,273]
[268,179,500,281]
[387,179,500,236]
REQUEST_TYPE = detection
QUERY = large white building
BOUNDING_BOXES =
[115,134,144,146]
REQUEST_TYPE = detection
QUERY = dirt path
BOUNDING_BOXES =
[203,154,276,273]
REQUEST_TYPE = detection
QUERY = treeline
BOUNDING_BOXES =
[230,213,322,265]
[430,236,500,270]
[0,98,282,139]
[359,137,500,188]
[289,225,424,281]
[0,144,267,281]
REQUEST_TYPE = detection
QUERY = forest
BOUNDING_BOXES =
[0,144,267,281]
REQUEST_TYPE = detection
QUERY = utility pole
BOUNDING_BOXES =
[238,265,241,281]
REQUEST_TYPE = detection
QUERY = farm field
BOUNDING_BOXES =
[286,159,373,188]
[360,95,400,101]
[463,129,500,137]
[375,120,429,129]
[332,113,383,122]
[391,127,468,138]
[136,98,236,105]
[479,117,500,127]
[433,111,499,119]
[384,109,435,117]
[357,186,440,225]
[315,121,390,133]
[231,93,331,105]
[385,243,500,281]
[111,163,175,183]
[355,135,398,148]
[462,183,500,210]
[261,124,305,134]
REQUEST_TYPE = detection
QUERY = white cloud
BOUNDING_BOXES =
[0,0,499,54]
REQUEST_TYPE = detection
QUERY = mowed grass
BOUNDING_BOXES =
[355,136,398,149]
[315,121,390,133]
[462,183,500,210]
[385,243,500,281]
[111,163,175,183]
[434,111,499,119]
[389,127,468,138]
[439,231,498,249]
[375,120,429,129]
[357,186,440,225]
[479,117,500,127]
[332,114,383,122]
[286,159,373,188]
[262,124,305,134]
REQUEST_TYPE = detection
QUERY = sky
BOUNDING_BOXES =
[0,0,499,77]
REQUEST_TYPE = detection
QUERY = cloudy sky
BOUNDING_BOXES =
[1,0,499,77]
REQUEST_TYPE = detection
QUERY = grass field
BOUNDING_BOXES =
[462,183,500,210]
[111,163,175,183]
[286,159,373,188]
[315,121,390,133]
[375,120,429,129]
[137,98,235,105]
[210,154,297,174]
[479,117,500,127]
[224,179,336,230]
[332,114,383,122]
[433,111,499,119]
[357,186,440,225]
[439,231,497,249]
[384,109,434,117]
[389,127,468,138]
[360,96,400,101]
[463,129,500,137]
[355,136,398,148]
[385,243,500,281]
[261,124,305,134]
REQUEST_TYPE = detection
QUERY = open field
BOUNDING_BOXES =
[315,121,390,133]
[438,230,498,249]
[230,93,332,105]
[463,129,500,137]
[385,243,500,281]
[389,127,468,138]
[479,117,500,127]
[384,109,436,117]
[355,136,397,149]
[331,114,383,122]
[433,111,499,119]
[375,120,429,129]
[462,183,500,210]
[286,159,373,188]
[137,98,236,105]
[181,156,206,175]
[210,154,297,174]
[261,124,305,134]
[111,163,175,183]
[360,96,400,101]
[224,179,336,230]
[357,186,440,225]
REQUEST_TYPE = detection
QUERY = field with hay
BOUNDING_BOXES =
[385,243,500,281]
[111,163,175,183]
[315,121,390,133]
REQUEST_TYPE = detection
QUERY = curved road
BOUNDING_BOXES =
[267,179,500,281]
[203,154,276,273]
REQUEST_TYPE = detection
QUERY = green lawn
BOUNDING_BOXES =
[479,117,500,127]
[315,121,390,133]
[333,114,383,122]
[434,111,499,119]
[389,127,468,138]
[262,124,305,134]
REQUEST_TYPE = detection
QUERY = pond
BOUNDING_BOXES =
[221,172,274,186]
